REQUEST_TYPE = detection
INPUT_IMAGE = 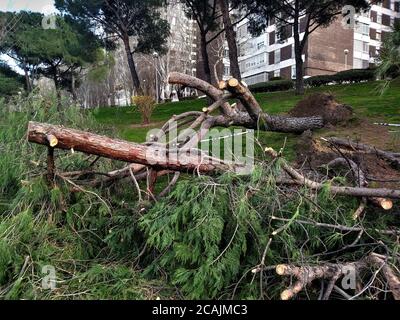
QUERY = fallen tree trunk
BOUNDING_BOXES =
[169,72,324,133]
[28,121,400,200]
[27,121,244,174]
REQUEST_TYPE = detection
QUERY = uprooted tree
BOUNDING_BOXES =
[27,73,400,299]
[28,72,400,202]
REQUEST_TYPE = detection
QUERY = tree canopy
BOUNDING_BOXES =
[0,61,24,97]
[55,0,170,93]
[378,20,400,80]
[0,11,104,98]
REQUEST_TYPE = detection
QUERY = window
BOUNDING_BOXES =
[224,66,230,76]
[356,23,369,35]
[238,23,248,38]
[243,53,266,71]
[274,69,280,77]
[243,73,268,86]
[354,58,369,69]
[223,49,229,58]
[353,58,362,69]
[363,42,369,53]
[274,49,281,64]
[269,31,276,45]
[354,40,369,53]
[291,65,296,79]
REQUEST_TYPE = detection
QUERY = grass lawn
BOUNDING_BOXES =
[94,79,400,161]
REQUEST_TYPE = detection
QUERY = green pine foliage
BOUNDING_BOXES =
[0,93,398,300]
[140,159,399,299]
[0,93,170,299]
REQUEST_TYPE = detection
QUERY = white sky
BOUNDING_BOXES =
[0,0,57,14]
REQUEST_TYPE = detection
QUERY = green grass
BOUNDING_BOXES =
[94,80,400,161]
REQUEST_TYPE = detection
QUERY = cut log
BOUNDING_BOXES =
[168,72,233,116]
[327,157,393,211]
[46,134,58,148]
[225,77,324,132]
[28,121,244,174]
[276,253,400,300]
[226,77,264,123]
[168,73,324,133]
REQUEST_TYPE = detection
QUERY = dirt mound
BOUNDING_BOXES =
[289,93,353,126]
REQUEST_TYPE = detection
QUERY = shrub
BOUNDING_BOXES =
[269,76,284,81]
[304,75,334,87]
[248,79,294,93]
[333,68,376,84]
[305,69,376,88]
[132,95,156,125]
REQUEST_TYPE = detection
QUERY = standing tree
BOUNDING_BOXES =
[236,0,371,95]
[0,12,103,104]
[55,0,170,94]
[0,11,44,92]
[218,0,242,81]
[182,0,249,84]
[181,0,220,85]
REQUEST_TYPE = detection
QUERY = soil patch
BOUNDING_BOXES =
[295,131,400,190]
[289,93,354,126]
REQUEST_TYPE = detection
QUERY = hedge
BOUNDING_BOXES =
[248,79,294,93]
[305,69,376,87]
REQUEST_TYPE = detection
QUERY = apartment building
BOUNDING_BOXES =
[126,1,198,101]
[224,0,400,86]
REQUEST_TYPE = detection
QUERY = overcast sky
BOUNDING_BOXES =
[0,0,57,14]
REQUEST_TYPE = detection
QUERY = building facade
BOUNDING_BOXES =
[224,0,400,86]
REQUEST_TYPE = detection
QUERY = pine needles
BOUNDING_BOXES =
[0,93,398,300]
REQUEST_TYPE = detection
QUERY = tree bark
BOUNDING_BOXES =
[71,73,78,103]
[122,34,142,94]
[218,0,241,81]
[27,121,241,174]
[224,77,324,132]
[200,32,212,85]
[23,64,32,93]
[169,72,324,132]
[293,2,305,96]
[53,70,62,113]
